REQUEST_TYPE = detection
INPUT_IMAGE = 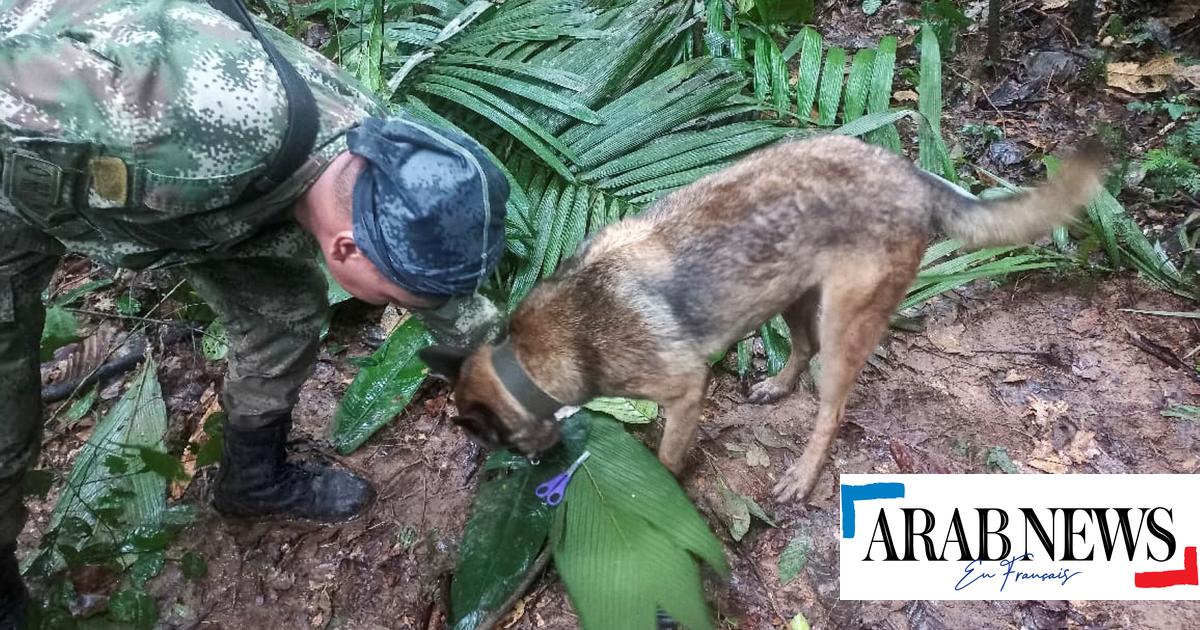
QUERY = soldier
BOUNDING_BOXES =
[0,0,508,625]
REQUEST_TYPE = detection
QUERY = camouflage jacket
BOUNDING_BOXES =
[0,0,387,269]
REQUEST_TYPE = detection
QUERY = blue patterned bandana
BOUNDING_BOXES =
[347,116,508,299]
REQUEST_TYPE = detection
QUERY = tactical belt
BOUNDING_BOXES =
[207,0,318,199]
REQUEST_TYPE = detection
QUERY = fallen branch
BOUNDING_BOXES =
[41,331,147,403]
[41,322,197,403]
[1128,330,1200,385]
[474,546,552,630]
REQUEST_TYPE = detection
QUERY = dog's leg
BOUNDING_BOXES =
[747,287,820,403]
[774,263,914,503]
[656,373,709,476]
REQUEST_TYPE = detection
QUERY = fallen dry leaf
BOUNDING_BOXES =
[889,439,918,473]
[171,389,220,500]
[1180,64,1200,89]
[927,324,973,356]
[1042,0,1069,9]
[502,596,528,628]
[745,442,771,468]
[1068,308,1100,335]
[1107,55,1195,94]
[1024,395,1069,427]
[1026,443,1069,474]
[1064,429,1100,464]
[893,89,919,102]
[1003,369,1028,383]
[753,425,795,451]
[379,304,404,336]
[1025,429,1099,473]
[307,588,332,629]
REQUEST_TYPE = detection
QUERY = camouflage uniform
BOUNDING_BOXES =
[0,0,490,545]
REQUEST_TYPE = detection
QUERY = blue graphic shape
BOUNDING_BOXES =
[841,482,905,539]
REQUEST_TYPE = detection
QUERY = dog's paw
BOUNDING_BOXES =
[747,378,793,404]
[773,462,816,503]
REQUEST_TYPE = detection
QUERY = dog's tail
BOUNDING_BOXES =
[928,142,1106,249]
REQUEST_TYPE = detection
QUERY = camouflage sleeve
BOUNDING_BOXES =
[410,292,504,350]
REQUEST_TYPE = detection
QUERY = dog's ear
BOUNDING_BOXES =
[419,345,469,383]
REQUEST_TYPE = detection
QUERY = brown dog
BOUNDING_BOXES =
[421,135,1104,502]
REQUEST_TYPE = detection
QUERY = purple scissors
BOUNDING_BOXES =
[535,451,591,506]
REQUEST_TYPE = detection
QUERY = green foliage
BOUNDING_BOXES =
[63,385,99,423]
[917,24,953,179]
[862,0,885,16]
[133,447,190,482]
[715,476,776,541]
[759,316,791,376]
[919,0,970,53]
[108,589,157,629]
[330,317,433,454]
[25,358,200,627]
[40,305,79,361]
[116,294,142,316]
[200,318,228,361]
[1127,93,1199,119]
[553,413,728,630]
[737,0,813,25]
[187,412,225,469]
[181,551,208,580]
[1142,148,1200,196]
[49,278,114,308]
[453,411,726,629]
[583,397,659,424]
[777,531,812,586]
[1162,404,1200,422]
[450,416,589,629]
[1137,121,1200,198]
[985,446,1017,474]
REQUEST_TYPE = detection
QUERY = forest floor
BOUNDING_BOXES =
[18,1,1200,629]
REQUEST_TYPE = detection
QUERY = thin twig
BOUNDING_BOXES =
[65,307,178,325]
[946,63,1006,120]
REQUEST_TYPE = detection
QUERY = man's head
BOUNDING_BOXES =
[295,116,508,313]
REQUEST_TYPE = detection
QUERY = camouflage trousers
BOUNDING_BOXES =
[0,213,329,546]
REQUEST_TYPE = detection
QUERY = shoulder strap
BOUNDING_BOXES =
[207,0,319,198]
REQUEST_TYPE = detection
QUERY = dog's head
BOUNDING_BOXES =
[419,344,561,456]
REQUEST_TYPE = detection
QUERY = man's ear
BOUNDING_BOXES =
[330,230,359,263]
[419,345,470,383]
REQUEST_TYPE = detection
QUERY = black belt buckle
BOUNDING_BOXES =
[4,149,63,213]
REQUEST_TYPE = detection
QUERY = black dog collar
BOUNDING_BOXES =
[490,339,562,420]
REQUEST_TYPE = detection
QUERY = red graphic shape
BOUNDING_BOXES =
[1135,546,1199,588]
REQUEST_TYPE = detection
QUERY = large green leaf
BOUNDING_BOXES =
[793,27,822,120]
[450,416,590,630]
[865,35,900,151]
[917,23,953,180]
[36,358,167,574]
[583,397,659,424]
[554,412,728,630]
[330,317,433,454]
[40,305,79,362]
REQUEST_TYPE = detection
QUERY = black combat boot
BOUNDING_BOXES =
[0,544,29,630]
[212,415,375,522]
